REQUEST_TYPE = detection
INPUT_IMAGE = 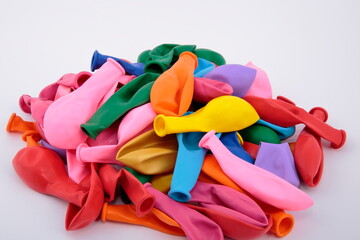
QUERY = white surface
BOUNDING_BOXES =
[1,0,359,239]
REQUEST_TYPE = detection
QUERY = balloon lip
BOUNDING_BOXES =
[309,106,328,122]
[76,143,89,165]
[18,94,32,113]
[101,202,108,222]
[90,50,99,72]
[6,113,16,132]
[273,213,295,237]
[153,114,167,137]
[179,51,199,68]
[198,130,216,149]
[137,196,156,217]
[168,190,192,202]
[330,129,346,149]
[80,124,97,140]
[107,58,126,75]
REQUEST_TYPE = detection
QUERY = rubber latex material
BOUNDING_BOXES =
[168,129,211,202]
[91,50,144,76]
[239,124,281,145]
[40,139,67,161]
[294,107,327,187]
[193,48,226,66]
[124,166,152,184]
[37,72,92,101]
[190,182,268,228]
[193,77,233,103]
[81,72,159,139]
[153,95,259,137]
[150,51,198,116]
[204,64,256,97]
[144,183,224,240]
[199,131,313,211]
[116,130,178,175]
[244,62,272,98]
[256,119,295,140]
[18,95,52,138]
[219,132,254,164]
[98,164,155,216]
[199,154,295,237]
[243,96,346,149]
[65,163,104,230]
[12,146,88,207]
[76,103,156,165]
[101,203,185,236]
[194,57,215,77]
[151,174,173,193]
[43,60,125,149]
[243,141,259,159]
[66,149,90,183]
[6,113,37,133]
[255,142,300,187]
[139,44,196,73]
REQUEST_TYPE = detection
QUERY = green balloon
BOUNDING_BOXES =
[239,124,281,145]
[194,48,226,66]
[81,72,159,139]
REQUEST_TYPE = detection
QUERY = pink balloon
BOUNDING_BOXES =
[43,59,126,149]
[244,62,272,98]
[199,130,313,211]
[76,103,156,165]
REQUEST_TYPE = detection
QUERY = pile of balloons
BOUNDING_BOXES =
[7,44,346,239]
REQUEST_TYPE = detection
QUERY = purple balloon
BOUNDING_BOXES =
[255,142,300,187]
[204,64,256,97]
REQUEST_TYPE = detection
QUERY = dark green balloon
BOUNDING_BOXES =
[81,72,159,139]
[239,124,281,145]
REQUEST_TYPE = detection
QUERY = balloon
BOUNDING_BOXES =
[193,48,226,66]
[255,142,300,187]
[204,64,256,97]
[219,132,254,164]
[98,164,155,216]
[81,72,159,139]
[91,50,144,76]
[256,119,295,140]
[244,62,272,98]
[294,107,327,187]
[153,95,259,137]
[116,130,178,175]
[101,203,185,236]
[194,57,215,77]
[76,103,156,165]
[243,96,346,149]
[239,124,281,145]
[193,77,233,103]
[199,130,313,211]
[12,146,88,206]
[43,59,126,149]
[144,183,224,240]
[150,51,197,116]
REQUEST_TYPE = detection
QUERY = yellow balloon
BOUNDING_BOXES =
[151,174,173,193]
[116,130,178,174]
[153,96,259,137]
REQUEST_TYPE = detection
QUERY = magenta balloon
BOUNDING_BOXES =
[144,183,224,240]
[193,77,233,103]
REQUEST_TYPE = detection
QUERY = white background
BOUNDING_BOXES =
[1,0,360,239]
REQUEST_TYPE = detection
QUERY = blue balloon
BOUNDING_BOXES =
[91,50,144,76]
[194,57,215,77]
[220,132,254,164]
[256,119,295,140]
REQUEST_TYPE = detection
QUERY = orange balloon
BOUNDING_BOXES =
[7,113,37,133]
[150,51,198,116]
[102,203,185,236]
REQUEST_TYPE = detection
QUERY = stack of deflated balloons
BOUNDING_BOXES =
[7,44,346,239]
